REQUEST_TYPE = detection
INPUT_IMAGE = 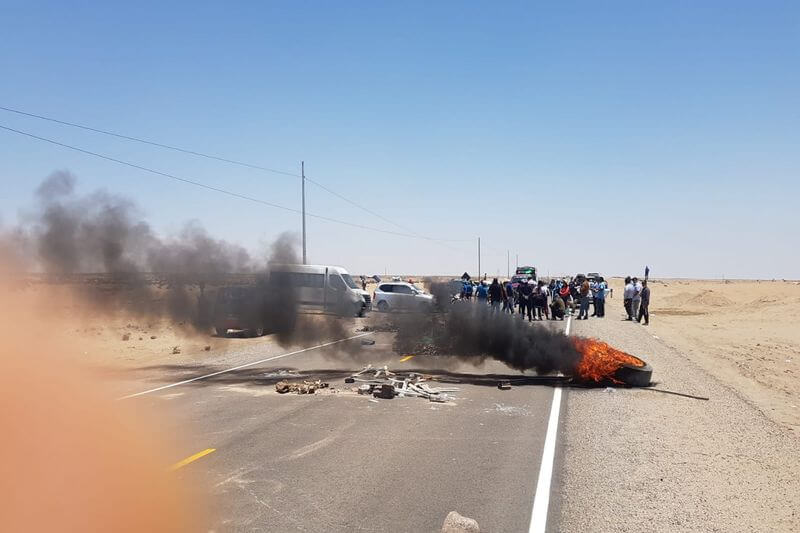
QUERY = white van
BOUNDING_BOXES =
[269,264,371,317]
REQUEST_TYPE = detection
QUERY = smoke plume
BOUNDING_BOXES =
[393,282,582,374]
[1,171,347,344]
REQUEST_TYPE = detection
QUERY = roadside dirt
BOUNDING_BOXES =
[607,278,800,429]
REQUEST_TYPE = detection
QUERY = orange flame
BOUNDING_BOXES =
[572,338,645,383]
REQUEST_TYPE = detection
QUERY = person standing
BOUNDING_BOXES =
[503,280,515,314]
[631,277,642,322]
[578,279,591,319]
[623,276,634,320]
[476,281,489,303]
[637,280,650,325]
[488,278,503,312]
[518,279,534,321]
[594,277,607,317]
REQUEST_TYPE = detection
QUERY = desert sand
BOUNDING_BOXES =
[607,278,800,429]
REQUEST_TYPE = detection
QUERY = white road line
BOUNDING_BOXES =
[528,315,570,533]
[117,332,372,400]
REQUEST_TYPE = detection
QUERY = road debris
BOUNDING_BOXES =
[361,339,376,345]
[171,346,181,354]
[263,369,301,379]
[441,510,480,532]
[275,380,329,394]
[345,365,459,402]
[497,380,512,390]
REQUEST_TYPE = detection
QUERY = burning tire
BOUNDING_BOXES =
[613,358,652,387]
[572,338,653,387]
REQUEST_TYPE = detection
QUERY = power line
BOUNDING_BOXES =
[0,104,468,243]
[0,123,474,246]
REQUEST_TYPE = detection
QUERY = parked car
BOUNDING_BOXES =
[373,282,434,312]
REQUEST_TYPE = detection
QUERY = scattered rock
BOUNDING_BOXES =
[171,346,181,354]
[361,339,376,345]
[275,380,329,394]
[441,511,480,533]
[150,335,157,339]
[204,345,211,351]
[138,337,143,341]
[122,333,130,341]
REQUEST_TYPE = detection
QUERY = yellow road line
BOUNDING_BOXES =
[169,448,216,471]
[399,355,415,362]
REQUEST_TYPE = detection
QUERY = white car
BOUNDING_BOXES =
[373,282,433,312]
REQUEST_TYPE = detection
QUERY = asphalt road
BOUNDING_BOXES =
[117,317,571,532]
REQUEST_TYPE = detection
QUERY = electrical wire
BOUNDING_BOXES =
[0,105,469,244]
[0,123,473,246]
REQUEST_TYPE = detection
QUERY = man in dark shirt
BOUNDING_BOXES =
[488,278,503,311]
[637,280,651,325]
[518,280,534,321]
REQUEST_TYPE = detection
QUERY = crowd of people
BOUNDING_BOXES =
[459,276,617,322]
[623,276,650,325]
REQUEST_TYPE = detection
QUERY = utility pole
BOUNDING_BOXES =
[477,237,481,280]
[507,250,510,278]
[516,253,518,269]
[301,161,307,264]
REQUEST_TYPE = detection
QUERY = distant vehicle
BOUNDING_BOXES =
[213,264,369,337]
[373,282,434,312]
[515,265,537,282]
[510,274,532,290]
[587,272,601,282]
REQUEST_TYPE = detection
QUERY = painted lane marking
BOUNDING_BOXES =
[169,448,216,471]
[528,315,570,533]
[118,332,372,400]
[399,355,416,362]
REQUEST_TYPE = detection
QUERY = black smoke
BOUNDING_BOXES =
[393,282,582,374]
[0,172,333,344]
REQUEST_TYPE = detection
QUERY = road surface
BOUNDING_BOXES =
[117,318,569,532]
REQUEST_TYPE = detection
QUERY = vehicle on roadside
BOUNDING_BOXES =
[213,264,370,337]
[373,281,434,312]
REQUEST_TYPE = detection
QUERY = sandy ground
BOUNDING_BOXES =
[606,278,800,429]
[559,314,800,532]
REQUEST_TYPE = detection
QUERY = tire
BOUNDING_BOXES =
[377,301,389,312]
[614,360,653,387]
[215,327,228,337]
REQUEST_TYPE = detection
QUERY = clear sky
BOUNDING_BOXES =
[1,1,798,278]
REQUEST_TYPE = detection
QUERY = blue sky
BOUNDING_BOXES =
[1,1,798,278]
